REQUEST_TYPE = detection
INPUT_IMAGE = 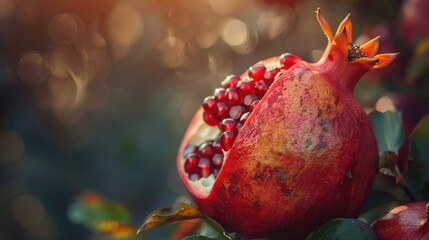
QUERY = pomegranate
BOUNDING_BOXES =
[372,202,429,240]
[177,9,397,239]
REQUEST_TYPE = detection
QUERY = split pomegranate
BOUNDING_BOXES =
[177,9,397,239]
[372,202,429,240]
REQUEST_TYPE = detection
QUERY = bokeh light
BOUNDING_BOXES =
[221,18,249,47]
[17,52,48,85]
[107,3,144,60]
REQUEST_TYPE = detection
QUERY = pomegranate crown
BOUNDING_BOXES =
[316,8,398,69]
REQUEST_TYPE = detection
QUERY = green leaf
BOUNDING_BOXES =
[196,222,226,240]
[370,173,408,201]
[360,190,396,213]
[369,109,405,156]
[182,236,217,240]
[305,218,378,240]
[359,173,409,224]
[138,203,203,233]
[358,200,404,225]
[407,115,429,199]
[199,217,239,240]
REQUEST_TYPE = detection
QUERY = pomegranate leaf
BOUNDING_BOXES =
[371,173,408,201]
[305,218,378,240]
[358,200,405,225]
[138,203,204,233]
[361,190,396,212]
[407,115,429,200]
[359,173,409,224]
[369,109,405,156]
[202,217,240,240]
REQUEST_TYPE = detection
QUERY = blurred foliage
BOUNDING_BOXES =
[305,218,378,240]
[0,0,428,239]
[407,115,429,199]
[67,191,139,240]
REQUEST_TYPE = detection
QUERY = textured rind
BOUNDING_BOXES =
[189,62,378,239]
[372,202,429,240]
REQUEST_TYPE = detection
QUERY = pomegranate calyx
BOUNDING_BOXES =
[360,35,380,57]
[317,8,397,67]
[348,43,366,61]
[314,8,398,92]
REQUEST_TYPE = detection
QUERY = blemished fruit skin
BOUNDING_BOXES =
[372,202,429,240]
[177,9,397,239]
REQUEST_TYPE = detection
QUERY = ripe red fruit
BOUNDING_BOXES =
[372,202,429,240]
[177,9,397,239]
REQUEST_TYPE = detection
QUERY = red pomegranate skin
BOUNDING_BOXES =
[177,9,397,239]
[197,66,378,239]
[372,202,429,240]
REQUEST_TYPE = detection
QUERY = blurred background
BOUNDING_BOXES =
[0,0,428,239]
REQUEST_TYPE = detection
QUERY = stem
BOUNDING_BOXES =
[394,164,417,202]
[381,151,417,202]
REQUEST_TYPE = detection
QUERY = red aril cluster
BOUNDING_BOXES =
[183,53,300,180]
[183,141,223,181]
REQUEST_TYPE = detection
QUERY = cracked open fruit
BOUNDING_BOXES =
[372,202,429,240]
[177,8,397,239]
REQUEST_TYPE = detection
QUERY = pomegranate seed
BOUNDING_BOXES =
[212,140,222,153]
[214,102,229,120]
[212,153,224,166]
[203,111,219,126]
[255,80,269,98]
[221,118,238,133]
[237,79,255,99]
[248,64,266,82]
[203,96,217,112]
[220,131,235,151]
[225,88,239,107]
[222,75,240,88]
[198,158,211,177]
[183,145,199,158]
[240,112,250,124]
[244,94,259,107]
[184,153,200,174]
[199,142,214,158]
[250,100,260,112]
[280,53,300,70]
[236,123,243,131]
[229,105,245,120]
[214,88,226,102]
[264,67,280,85]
